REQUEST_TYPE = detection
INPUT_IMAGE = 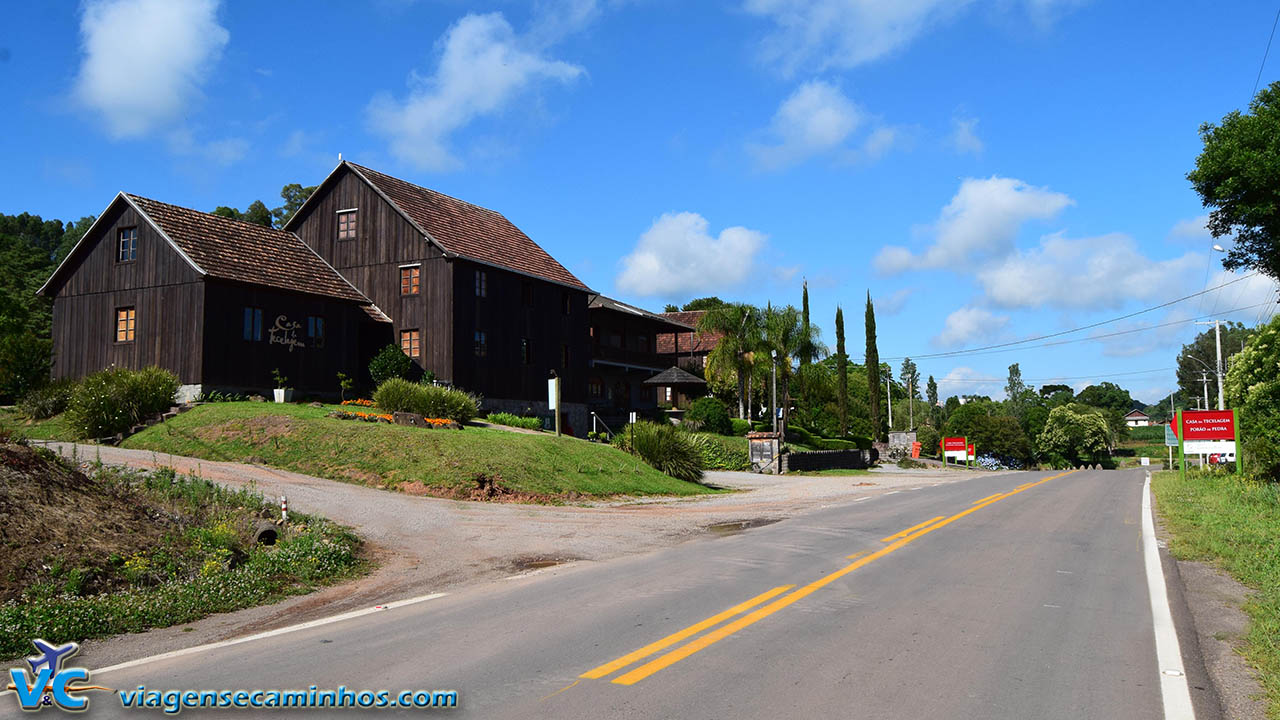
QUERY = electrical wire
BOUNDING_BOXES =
[1251,5,1280,101]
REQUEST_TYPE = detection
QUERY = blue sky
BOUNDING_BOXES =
[6,0,1280,404]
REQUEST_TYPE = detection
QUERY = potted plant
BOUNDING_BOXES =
[272,368,294,403]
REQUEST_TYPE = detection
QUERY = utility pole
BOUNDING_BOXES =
[886,377,893,432]
[1200,371,1210,412]
[770,349,778,434]
[1196,319,1226,410]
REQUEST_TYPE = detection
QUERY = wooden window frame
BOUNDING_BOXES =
[562,291,571,315]
[521,337,533,365]
[400,329,421,359]
[243,307,263,342]
[474,329,487,358]
[336,209,358,241]
[116,227,137,263]
[307,316,326,349]
[475,270,487,298]
[400,264,421,296]
[114,306,136,343]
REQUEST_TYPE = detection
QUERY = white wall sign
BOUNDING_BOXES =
[1183,440,1235,456]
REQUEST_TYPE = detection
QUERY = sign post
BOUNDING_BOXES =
[943,437,967,468]
[1178,409,1238,479]
[547,375,561,437]
[968,442,976,469]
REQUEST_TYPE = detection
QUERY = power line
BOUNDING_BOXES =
[879,273,1258,362]
[1251,5,1280,101]
[936,367,1175,385]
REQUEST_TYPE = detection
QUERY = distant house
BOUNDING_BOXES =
[587,295,693,429]
[1124,409,1151,427]
[656,310,723,371]
[39,193,380,401]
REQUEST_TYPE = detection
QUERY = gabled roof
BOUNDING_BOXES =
[290,161,590,292]
[1124,409,1150,418]
[589,294,693,333]
[643,365,707,386]
[41,193,369,303]
[656,309,723,354]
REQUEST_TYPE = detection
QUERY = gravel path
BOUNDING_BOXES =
[39,442,997,668]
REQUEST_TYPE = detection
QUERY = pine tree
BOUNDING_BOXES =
[865,292,881,441]
[836,305,848,436]
[801,280,811,366]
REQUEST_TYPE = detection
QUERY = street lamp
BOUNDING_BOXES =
[770,349,778,434]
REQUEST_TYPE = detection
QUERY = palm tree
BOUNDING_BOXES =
[761,303,825,436]
[698,303,762,419]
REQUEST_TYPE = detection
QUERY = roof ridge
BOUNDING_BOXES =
[344,162,506,219]
[126,193,294,235]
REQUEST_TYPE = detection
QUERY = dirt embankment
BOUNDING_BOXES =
[0,443,173,601]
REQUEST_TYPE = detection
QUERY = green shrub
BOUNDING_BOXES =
[485,412,543,430]
[1225,315,1280,481]
[19,379,75,420]
[730,418,751,436]
[688,432,749,471]
[368,344,413,387]
[612,421,704,481]
[915,425,940,456]
[65,366,179,438]
[372,378,479,423]
[685,397,732,435]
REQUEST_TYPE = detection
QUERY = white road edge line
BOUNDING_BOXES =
[90,591,448,677]
[1142,471,1195,720]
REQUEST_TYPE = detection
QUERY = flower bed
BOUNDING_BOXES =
[328,410,393,423]
[340,399,375,407]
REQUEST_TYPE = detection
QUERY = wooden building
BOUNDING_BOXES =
[284,161,593,431]
[39,193,384,401]
[587,295,694,430]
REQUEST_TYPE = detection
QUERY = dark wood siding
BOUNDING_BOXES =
[48,199,204,383]
[452,260,589,403]
[291,168,453,383]
[201,281,373,393]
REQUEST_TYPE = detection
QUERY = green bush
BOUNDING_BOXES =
[612,421,704,482]
[485,412,543,430]
[65,366,179,438]
[685,397,732,435]
[915,425,940,457]
[368,344,413,387]
[730,418,751,436]
[18,379,75,420]
[688,432,749,471]
[1225,315,1280,481]
[372,378,479,423]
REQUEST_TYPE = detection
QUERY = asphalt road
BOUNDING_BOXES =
[4,468,1215,718]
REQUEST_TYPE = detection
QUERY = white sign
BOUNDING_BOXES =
[1183,440,1235,456]
[547,378,558,410]
[944,449,967,461]
[1140,457,1150,466]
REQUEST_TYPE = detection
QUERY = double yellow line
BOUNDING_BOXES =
[579,469,1074,686]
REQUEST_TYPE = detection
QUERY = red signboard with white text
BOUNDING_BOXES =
[943,437,966,451]
[1180,410,1235,440]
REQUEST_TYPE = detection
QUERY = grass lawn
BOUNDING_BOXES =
[1152,470,1280,717]
[120,402,715,500]
[0,407,76,441]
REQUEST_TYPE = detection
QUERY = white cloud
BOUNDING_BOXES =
[367,12,584,171]
[933,307,1009,348]
[950,116,983,154]
[1168,214,1212,243]
[876,287,913,315]
[74,0,229,139]
[165,128,247,166]
[875,176,1073,274]
[935,365,1006,400]
[976,231,1202,310]
[861,126,900,161]
[748,80,862,169]
[743,0,968,74]
[616,212,767,296]
[1199,269,1280,317]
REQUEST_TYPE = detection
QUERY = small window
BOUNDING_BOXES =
[562,292,571,315]
[117,227,137,263]
[522,281,533,307]
[400,329,420,358]
[521,338,532,365]
[307,316,325,349]
[337,210,357,240]
[400,265,421,295]
[638,335,649,353]
[589,378,603,399]
[475,270,487,298]
[561,343,570,368]
[115,307,136,343]
[242,307,263,341]
[474,330,487,358]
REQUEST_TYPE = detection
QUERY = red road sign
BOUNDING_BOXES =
[943,437,966,451]
[1180,410,1236,440]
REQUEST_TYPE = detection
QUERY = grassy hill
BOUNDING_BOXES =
[119,402,715,501]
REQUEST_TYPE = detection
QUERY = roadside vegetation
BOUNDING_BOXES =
[1152,469,1280,716]
[0,441,364,659]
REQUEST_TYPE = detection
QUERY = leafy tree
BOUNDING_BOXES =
[663,303,679,312]
[943,395,961,421]
[244,200,273,227]
[968,414,1034,465]
[57,216,95,264]
[926,375,938,408]
[1225,314,1280,479]
[272,183,317,227]
[368,343,413,386]
[1004,363,1026,419]
[682,297,727,312]
[1038,404,1112,467]
[1045,388,1075,408]
[1022,403,1050,445]
[686,396,732,435]
[943,399,996,438]
[835,306,848,436]
[865,292,881,441]
[761,303,823,435]
[1075,382,1134,416]
[699,303,761,419]
[1188,81,1280,281]
[211,206,244,221]
[1039,383,1072,398]
[1176,321,1253,404]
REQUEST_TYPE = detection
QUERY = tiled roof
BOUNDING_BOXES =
[126,195,368,303]
[656,310,723,354]
[588,294,693,332]
[643,366,707,386]
[347,163,590,291]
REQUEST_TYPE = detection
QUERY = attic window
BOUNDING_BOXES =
[400,265,421,295]
[475,270,487,298]
[337,209,357,240]
[117,227,137,263]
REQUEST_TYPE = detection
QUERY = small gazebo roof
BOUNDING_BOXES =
[644,366,707,386]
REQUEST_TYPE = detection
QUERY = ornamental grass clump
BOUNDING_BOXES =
[65,366,179,438]
[612,420,704,482]
[372,378,479,423]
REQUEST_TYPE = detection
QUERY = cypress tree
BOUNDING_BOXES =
[836,305,848,436]
[865,291,881,441]
[801,280,811,366]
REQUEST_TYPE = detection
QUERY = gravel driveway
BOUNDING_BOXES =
[40,442,995,668]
